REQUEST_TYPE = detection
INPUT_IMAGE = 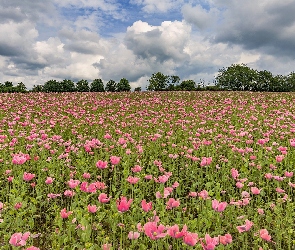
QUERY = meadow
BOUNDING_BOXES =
[0,91,294,249]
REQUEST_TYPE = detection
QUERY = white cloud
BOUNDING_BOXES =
[181,3,219,30]
[130,0,184,13]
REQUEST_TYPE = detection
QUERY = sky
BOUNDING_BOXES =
[0,0,295,90]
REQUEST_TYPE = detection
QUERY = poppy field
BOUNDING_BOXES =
[0,91,294,249]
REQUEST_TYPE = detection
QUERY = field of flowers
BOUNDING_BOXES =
[0,91,294,249]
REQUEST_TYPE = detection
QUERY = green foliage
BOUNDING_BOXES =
[147,72,169,91]
[60,79,76,92]
[90,79,105,92]
[179,80,196,91]
[117,78,131,92]
[216,64,258,91]
[105,79,117,92]
[134,87,141,92]
[76,79,90,92]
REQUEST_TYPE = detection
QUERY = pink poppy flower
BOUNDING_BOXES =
[26,246,40,250]
[166,198,180,209]
[87,204,98,213]
[9,232,30,246]
[126,176,140,184]
[212,199,227,212]
[198,190,209,199]
[143,221,166,240]
[96,160,108,169]
[219,233,232,245]
[167,224,187,238]
[110,156,120,165]
[23,172,35,182]
[236,219,253,233]
[251,187,261,195]
[116,196,132,212]
[201,234,219,250]
[128,231,140,240]
[183,232,199,246]
[259,229,272,242]
[98,193,111,203]
[60,208,73,219]
[45,177,54,184]
[141,199,153,212]
[67,179,80,188]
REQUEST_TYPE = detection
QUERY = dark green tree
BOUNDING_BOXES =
[15,82,27,93]
[105,80,117,92]
[76,79,89,92]
[147,72,169,91]
[43,80,61,92]
[179,80,196,91]
[134,87,141,92]
[90,79,105,92]
[117,78,131,92]
[286,72,295,91]
[216,64,258,91]
[60,79,76,92]
[31,85,44,92]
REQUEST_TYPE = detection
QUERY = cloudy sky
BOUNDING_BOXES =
[1,0,295,90]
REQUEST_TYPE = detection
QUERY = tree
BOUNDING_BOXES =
[216,64,258,91]
[179,80,196,91]
[105,80,117,92]
[31,85,44,92]
[147,72,169,91]
[255,70,274,91]
[15,82,27,93]
[134,87,141,92]
[60,79,76,92]
[43,80,60,92]
[76,79,89,92]
[117,78,131,92]
[286,72,295,91]
[90,79,105,92]
[4,81,13,88]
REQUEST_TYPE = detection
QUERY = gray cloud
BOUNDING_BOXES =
[124,20,191,63]
[213,1,295,58]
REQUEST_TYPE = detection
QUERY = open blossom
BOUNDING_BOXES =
[143,221,166,240]
[212,199,227,212]
[25,246,40,250]
[198,190,209,199]
[167,224,187,239]
[60,208,73,219]
[80,182,96,193]
[183,232,199,246]
[23,172,35,182]
[131,165,142,172]
[67,179,80,188]
[200,157,212,167]
[219,234,232,245]
[259,229,272,242]
[110,156,120,165]
[141,200,153,212]
[12,154,27,165]
[96,160,108,169]
[251,187,261,195]
[126,176,140,184]
[98,193,111,203]
[237,219,253,233]
[116,196,132,212]
[128,231,140,240]
[166,198,180,209]
[45,177,54,184]
[9,232,30,246]
[201,234,219,250]
[87,204,98,213]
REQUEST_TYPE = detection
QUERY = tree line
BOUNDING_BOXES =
[1,64,295,93]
